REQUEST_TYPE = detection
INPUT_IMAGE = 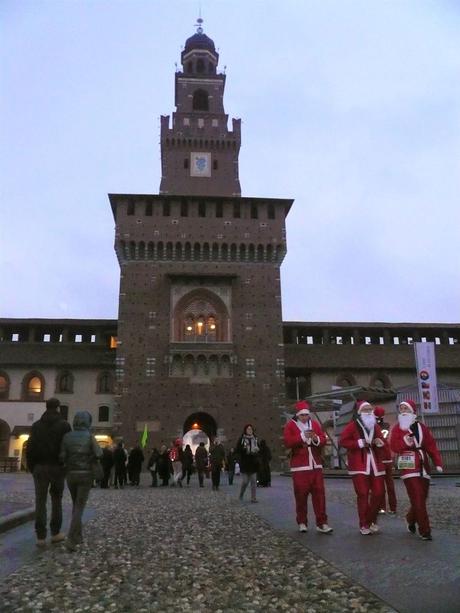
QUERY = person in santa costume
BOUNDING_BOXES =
[283,400,333,534]
[390,399,443,540]
[374,406,397,515]
[339,400,387,535]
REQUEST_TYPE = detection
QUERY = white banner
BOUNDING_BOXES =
[414,342,440,414]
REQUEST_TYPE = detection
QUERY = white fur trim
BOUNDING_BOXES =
[399,401,415,414]
[358,401,373,414]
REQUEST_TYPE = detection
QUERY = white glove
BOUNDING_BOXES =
[403,434,414,447]
[374,438,384,448]
[436,466,443,473]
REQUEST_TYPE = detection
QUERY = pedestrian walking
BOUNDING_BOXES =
[374,406,397,514]
[339,400,387,535]
[390,399,443,540]
[169,438,183,487]
[113,441,128,489]
[209,438,225,490]
[128,445,144,486]
[60,411,102,552]
[257,439,272,487]
[100,446,114,489]
[236,424,260,503]
[157,444,172,486]
[147,447,160,487]
[283,400,333,534]
[181,444,194,485]
[194,441,208,487]
[26,397,71,546]
[226,447,237,485]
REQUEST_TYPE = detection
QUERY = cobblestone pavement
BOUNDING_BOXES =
[324,477,460,536]
[1,477,394,613]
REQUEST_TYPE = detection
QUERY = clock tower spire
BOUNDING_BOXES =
[159,20,241,197]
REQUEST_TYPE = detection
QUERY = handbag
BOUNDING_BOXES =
[92,459,104,481]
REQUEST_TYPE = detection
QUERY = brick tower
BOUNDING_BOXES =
[109,20,293,463]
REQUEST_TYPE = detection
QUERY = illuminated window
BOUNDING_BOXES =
[110,336,117,349]
[0,374,9,399]
[23,372,45,400]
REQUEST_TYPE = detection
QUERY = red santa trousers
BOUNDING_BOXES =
[381,465,397,512]
[351,474,384,528]
[404,477,430,536]
[292,469,327,527]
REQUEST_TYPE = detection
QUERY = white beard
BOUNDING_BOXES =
[398,413,416,430]
[361,414,376,430]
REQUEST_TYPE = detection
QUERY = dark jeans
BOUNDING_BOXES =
[150,470,158,487]
[197,470,205,487]
[101,466,112,488]
[33,464,65,539]
[181,467,193,484]
[228,470,235,485]
[131,469,141,486]
[211,467,221,489]
[114,465,126,488]
[66,472,93,545]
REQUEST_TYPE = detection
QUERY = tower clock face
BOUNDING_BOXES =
[190,152,211,177]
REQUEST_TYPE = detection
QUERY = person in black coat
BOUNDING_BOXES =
[113,441,128,489]
[26,397,71,546]
[147,448,160,487]
[236,424,260,503]
[194,442,209,487]
[181,444,194,485]
[157,444,172,487]
[128,445,144,486]
[257,439,272,487]
[209,439,226,491]
[226,448,237,485]
[100,446,114,489]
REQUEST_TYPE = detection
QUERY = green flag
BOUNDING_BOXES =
[140,424,148,448]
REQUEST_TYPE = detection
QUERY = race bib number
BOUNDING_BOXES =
[398,452,416,470]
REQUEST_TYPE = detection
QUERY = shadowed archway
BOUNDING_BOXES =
[183,412,217,440]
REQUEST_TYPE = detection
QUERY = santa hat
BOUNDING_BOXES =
[399,400,417,414]
[295,400,310,415]
[356,400,373,414]
[374,406,385,418]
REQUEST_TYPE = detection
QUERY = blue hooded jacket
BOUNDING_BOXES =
[60,411,102,472]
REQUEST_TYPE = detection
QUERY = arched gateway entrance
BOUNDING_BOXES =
[182,412,217,454]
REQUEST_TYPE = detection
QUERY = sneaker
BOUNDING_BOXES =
[407,523,416,534]
[378,509,386,514]
[420,533,432,541]
[51,533,65,544]
[387,511,397,516]
[298,523,308,533]
[360,527,372,535]
[36,538,46,547]
[316,524,333,534]
[369,523,380,533]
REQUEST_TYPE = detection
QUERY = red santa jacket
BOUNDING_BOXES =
[390,421,443,480]
[339,419,387,476]
[283,418,326,471]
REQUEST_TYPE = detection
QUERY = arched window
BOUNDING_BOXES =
[57,371,74,393]
[98,405,110,422]
[0,372,10,399]
[336,374,356,388]
[196,58,205,73]
[370,373,391,389]
[23,372,45,401]
[174,290,230,343]
[193,89,209,111]
[97,372,114,394]
[187,61,193,74]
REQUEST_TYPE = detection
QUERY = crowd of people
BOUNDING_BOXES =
[25,394,444,552]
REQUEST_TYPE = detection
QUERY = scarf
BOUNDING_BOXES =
[242,434,259,455]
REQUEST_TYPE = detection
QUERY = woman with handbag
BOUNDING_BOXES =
[60,411,102,551]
